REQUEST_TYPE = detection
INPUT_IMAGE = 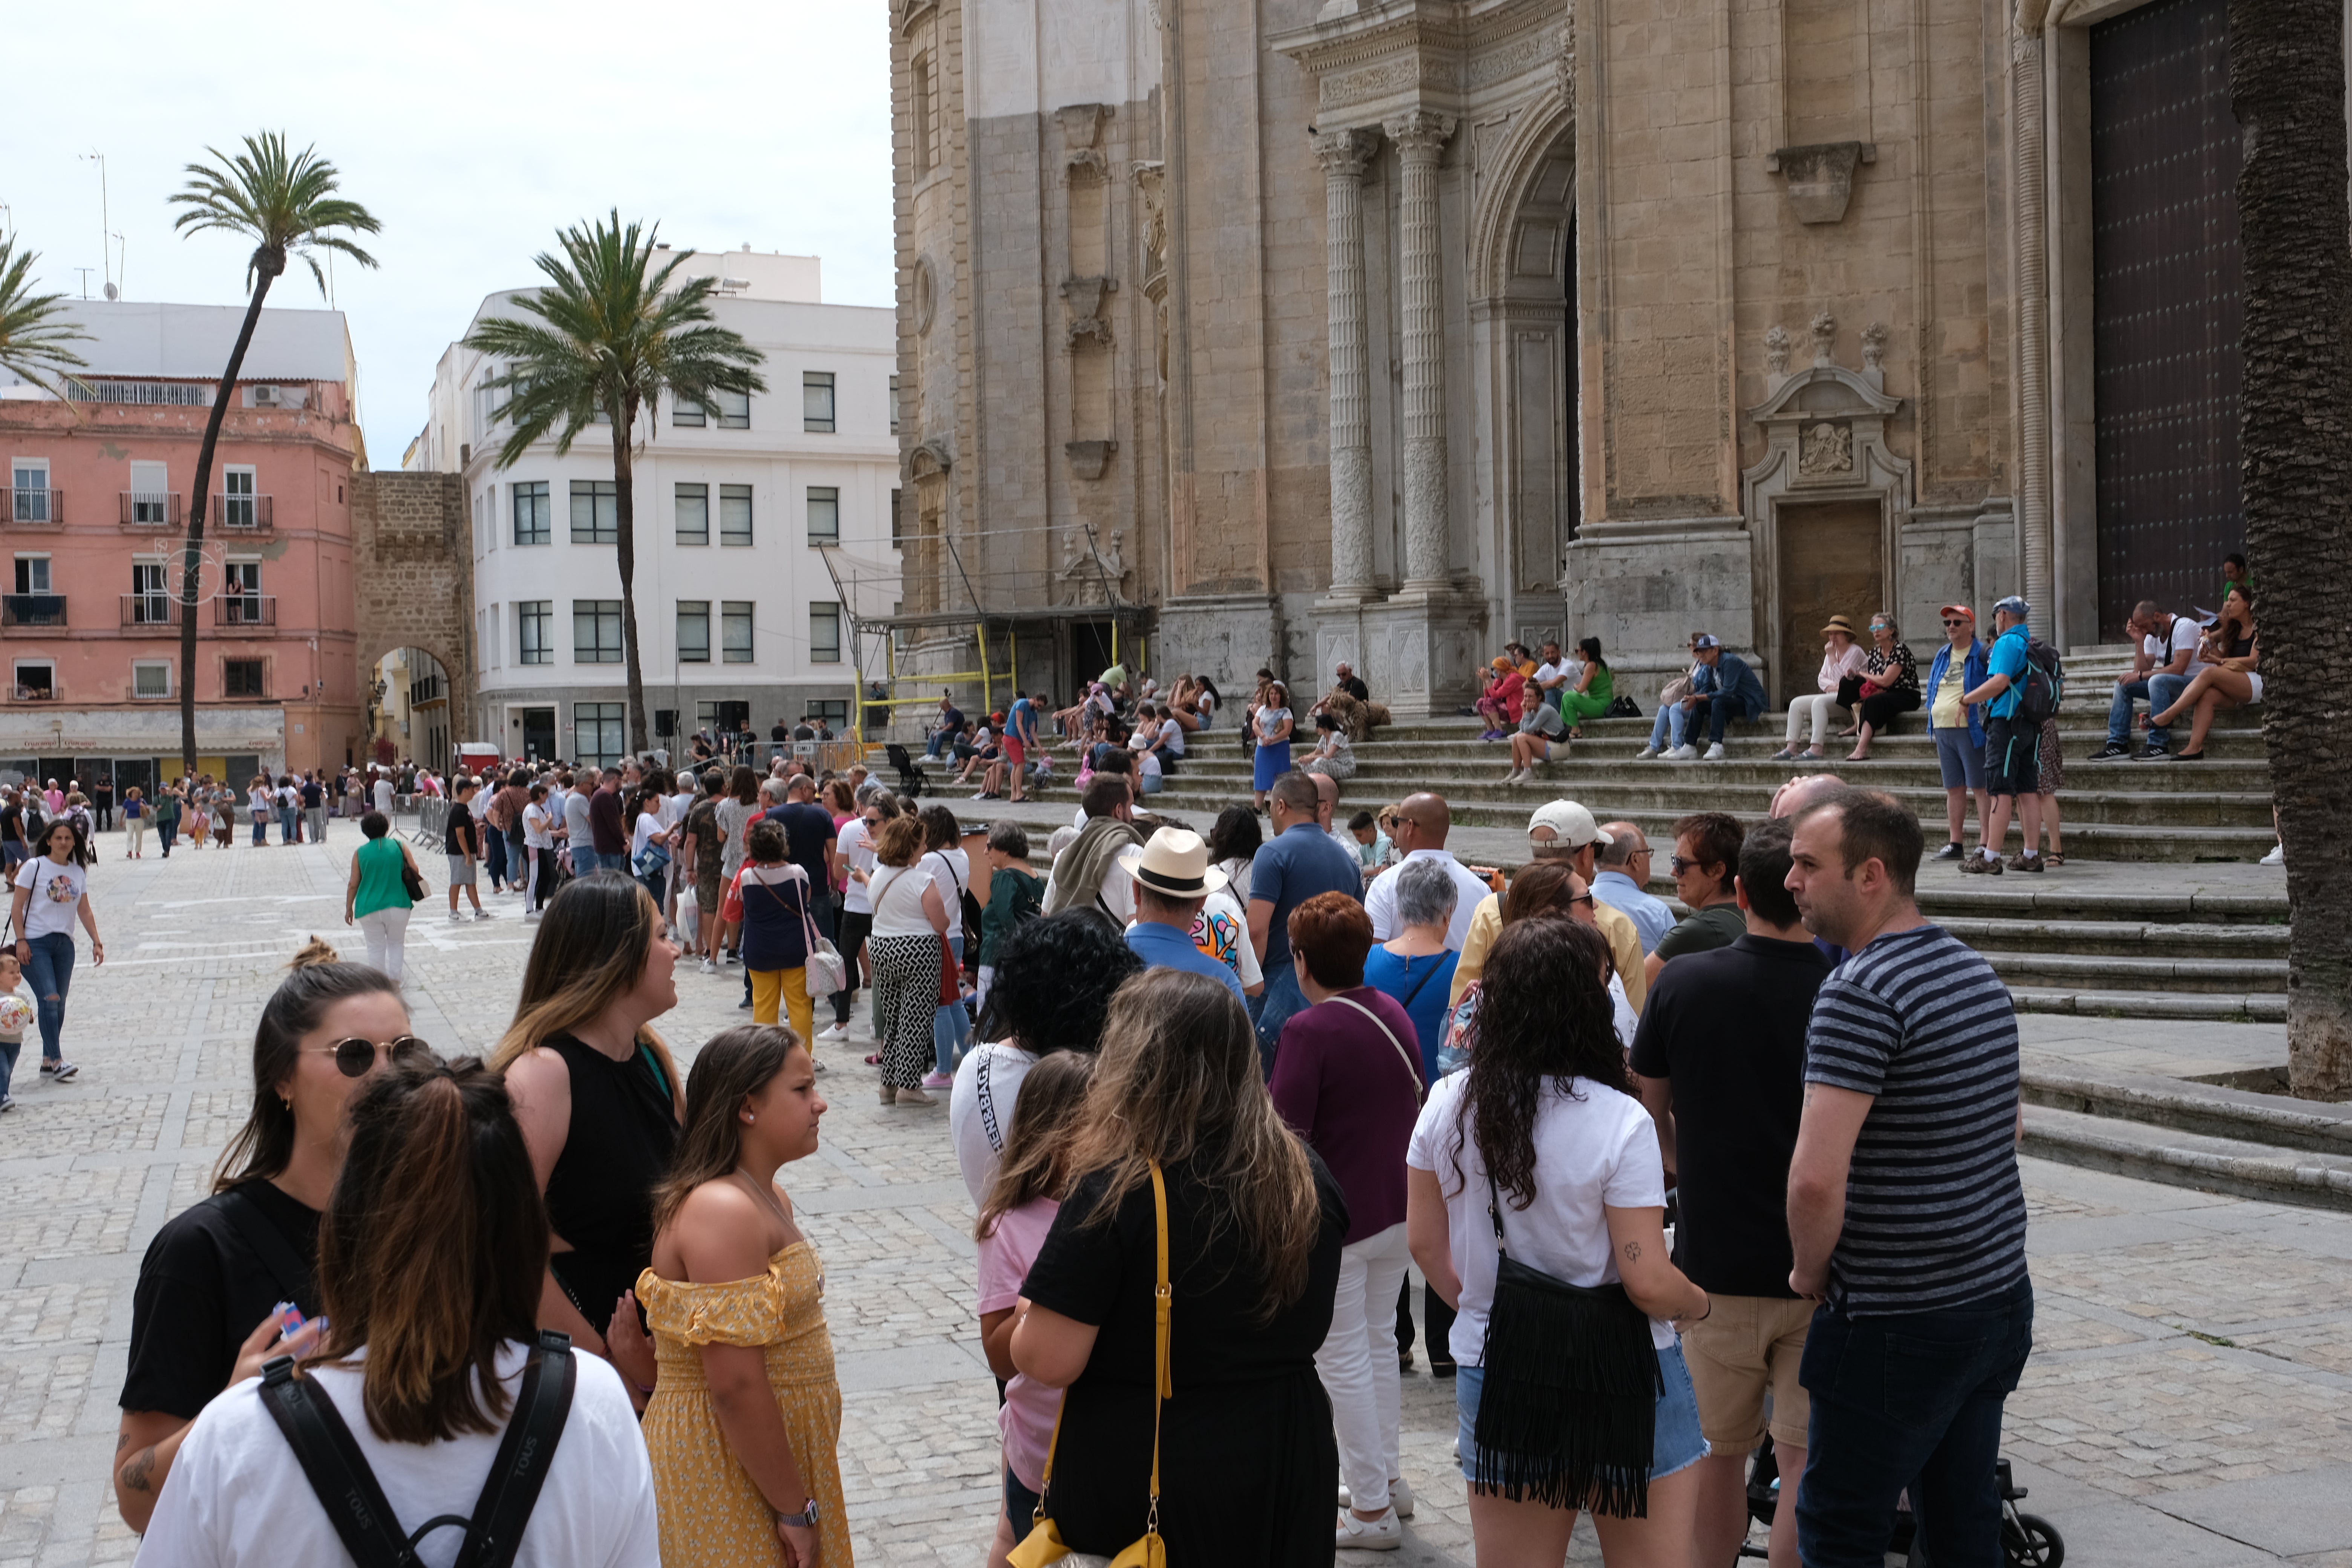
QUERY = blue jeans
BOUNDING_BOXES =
[1649,705,1679,750]
[925,732,951,758]
[278,806,299,843]
[2106,674,2189,747]
[1252,959,1308,1075]
[1798,1279,2035,1568]
[933,931,971,1074]
[1694,691,1764,744]
[158,816,179,853]
[21,931,75,1062]
[251,812,268,845]
[0,1038,16,1099]
[485,828,509,888]
[571,847,602,876]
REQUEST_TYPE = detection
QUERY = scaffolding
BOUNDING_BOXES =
[816,521,1148,742]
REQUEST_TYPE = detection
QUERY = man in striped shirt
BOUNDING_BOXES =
[1783,787,2033,1568]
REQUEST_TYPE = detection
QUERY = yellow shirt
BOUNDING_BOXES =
[1931,654,1967,730]
[1448,890,1648,1015]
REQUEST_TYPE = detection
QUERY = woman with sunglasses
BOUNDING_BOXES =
[114,937,421,1533]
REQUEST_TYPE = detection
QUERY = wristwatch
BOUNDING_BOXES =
[780,1498,821,1528]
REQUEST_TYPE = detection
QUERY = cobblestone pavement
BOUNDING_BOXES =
[2,826,2347,1568]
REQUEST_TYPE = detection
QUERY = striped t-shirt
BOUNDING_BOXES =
[1804,923,2028,1314]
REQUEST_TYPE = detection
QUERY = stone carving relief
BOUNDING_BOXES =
[1764,325,1791,377]
[1809,311,1837,368]
[1060,275,1116,348]
[911,256,937,335]
[1133,162,1170,383]
[1057,103,1112,183]
[1057,527,1131,602]
[1555,21,1576,112]
[1767,142,1877,224]
[1860,321,1887,374]
[1799,422,1854,476]
[1064,439,1118,480]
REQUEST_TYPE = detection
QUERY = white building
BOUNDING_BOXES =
[414,250,899,767]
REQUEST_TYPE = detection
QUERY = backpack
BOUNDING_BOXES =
[2017,636,2066,725]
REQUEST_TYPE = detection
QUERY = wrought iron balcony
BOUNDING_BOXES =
[121,593,183,627]
[214,593,275,627]
[1,594,68,628]
[216,493,273,530]
[8,488,62,525]
[120,492,182,527]
[10,683,57,701]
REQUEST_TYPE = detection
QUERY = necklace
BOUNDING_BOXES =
[732,1168,792,1234]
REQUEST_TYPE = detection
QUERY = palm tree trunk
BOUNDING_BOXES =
[179,259,280,776]
[611,405,649,759]
[2231,0,2352,1099]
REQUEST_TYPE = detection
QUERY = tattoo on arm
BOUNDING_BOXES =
[1622,1240,1641,1261]
[121,1446,158,1493]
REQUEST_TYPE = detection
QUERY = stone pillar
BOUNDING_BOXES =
[2011,31,2053,629]
[1316,128,1379,600]
[1388,110,1456,590]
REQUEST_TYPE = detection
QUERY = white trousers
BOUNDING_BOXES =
[358,906,411,983]
[1784,691,1847,747]
[1313,1220,1412,1513]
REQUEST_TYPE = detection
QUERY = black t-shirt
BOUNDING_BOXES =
[300,781,323,808]
[1630,934,1831,1297]
[792,724,816,741]
[122,1179,322,1419]
[1338,675,1369,703]
[939,705,964,732]
[0,802,20,844]
[444,805,477,856]
[766,801,835,891]
[770,725,790,743]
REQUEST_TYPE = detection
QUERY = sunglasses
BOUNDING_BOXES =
[1570,893,1595,907]
[1669,855,1710,875]
[1942,617,1969,626]
[310,1035,433,1079]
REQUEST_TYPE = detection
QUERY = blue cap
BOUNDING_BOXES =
[1993,596,2030,619]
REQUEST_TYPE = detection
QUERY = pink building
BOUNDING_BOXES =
[0,302,363,793]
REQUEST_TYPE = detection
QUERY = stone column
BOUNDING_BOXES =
[2011,31,2054,627]
[1387,110,1456,590]
[1316,128,1379,599]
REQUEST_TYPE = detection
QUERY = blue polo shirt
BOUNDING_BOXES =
[1986,626,2029,720]
[1126,919,1246,1001]
[1249,821,1366,966]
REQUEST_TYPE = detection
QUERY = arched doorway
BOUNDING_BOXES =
[369,648,453,768]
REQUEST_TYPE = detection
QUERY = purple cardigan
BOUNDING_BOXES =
[1269,988,1424,1245]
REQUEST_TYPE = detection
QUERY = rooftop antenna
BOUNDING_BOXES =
[108,232,125,300]
[74,266,93,299]
[77,152,110,292]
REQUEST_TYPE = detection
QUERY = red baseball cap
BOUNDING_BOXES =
[1938,604,1975,622]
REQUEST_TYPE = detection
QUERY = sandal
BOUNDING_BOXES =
[2044,852,2066,867]
[1771,747,1799,762]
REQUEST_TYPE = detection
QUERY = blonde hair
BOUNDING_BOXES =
[489,876,680,1100]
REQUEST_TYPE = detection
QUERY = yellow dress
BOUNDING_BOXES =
[637,1242,854,1568]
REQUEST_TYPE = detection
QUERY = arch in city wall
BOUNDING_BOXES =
[350,471,474,754]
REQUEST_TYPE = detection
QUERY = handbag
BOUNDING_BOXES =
[399,850,427,904]
[1008,1162,1171,1568]
[777,865,848,995]
[1605,695,1643,719]
[1472,1167,1662,1517]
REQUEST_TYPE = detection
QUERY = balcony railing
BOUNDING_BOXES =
[8,488,62,525]
[121,593,183,627]
[2,594,67,629]
[121,492,183,527]
[10,684,57,701]
[215,593,275,627]
[216,493,273,530]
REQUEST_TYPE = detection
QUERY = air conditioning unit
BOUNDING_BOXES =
[249,384,280,407]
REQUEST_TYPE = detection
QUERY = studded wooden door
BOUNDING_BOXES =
[2090,0,2244,638]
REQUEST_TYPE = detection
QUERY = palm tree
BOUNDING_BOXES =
[465,213,767,755]
[0,233,92,400]
[2231,0,2352,1098]
[168,133,379,774]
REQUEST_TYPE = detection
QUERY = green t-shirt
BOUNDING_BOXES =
[1654,901,1746,963]
[352,834,413,919]
[979,867,1046,965]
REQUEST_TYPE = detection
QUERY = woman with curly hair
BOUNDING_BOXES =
[1011,968,1348,1564]
[1407,917,1709,1567]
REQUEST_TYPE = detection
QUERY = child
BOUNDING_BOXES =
[974,1052,1096,1568]
[0,951,29,1110]
[974,822,1044,1016]
[1346,808,1390,869]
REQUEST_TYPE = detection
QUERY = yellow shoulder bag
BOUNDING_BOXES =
[1007,1161,1171,1568]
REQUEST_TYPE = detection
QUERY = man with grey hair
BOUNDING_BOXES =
[1594,821,1676,954]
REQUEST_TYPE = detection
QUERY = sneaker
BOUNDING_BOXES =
[2261,842,2286,867]
[473,907,498,920]
[1335,1509,1403,1551]
[1338,1480,1415,1519]
[972,791,993,801]
[1959,851,2002,876]
[738,997,753,1009]
[1931,841,1966,861]
[0,1094,13,1112]
[810,1056,828,1075]
[1665,744,1699,761]
[523,910,542,922]
[41,1060,77,1082]
[893,1087,934,1106]
[2007,852,2046,874]
[2089,740,2132,761]
[821,1021,850,1041]
[700,957,717,974]
[1635,744,1658,760]
[449,911,469,924]
[2132,743,2171,761]
[921,1071,955,1089]
[1702,742,1726,761]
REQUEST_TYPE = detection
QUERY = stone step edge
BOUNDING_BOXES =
[2021,1063,2352,1157]
[2021,1103,2352,1215]
[2008,986,2286,1021]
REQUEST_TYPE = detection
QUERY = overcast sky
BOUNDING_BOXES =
[3,0,893,464]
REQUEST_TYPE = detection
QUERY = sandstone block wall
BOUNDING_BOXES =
[352,472,474,747]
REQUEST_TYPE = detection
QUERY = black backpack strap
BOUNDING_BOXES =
[453,1329,577,1568]
[256,1357,420,1568]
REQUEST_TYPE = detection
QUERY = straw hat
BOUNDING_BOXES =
[1821,614,1858,638]
[1115,827,1229,899]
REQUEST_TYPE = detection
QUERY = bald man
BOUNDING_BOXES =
[1594,820,1676,954]
[1770,772,1848,822]
[1444,799,1650,1015]
[1363,792,1496,951]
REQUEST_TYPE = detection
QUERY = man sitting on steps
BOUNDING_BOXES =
[1663,635,1769,761]
[2093,599,2200,762]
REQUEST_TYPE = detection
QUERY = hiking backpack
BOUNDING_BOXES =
[2017,636,2066,725]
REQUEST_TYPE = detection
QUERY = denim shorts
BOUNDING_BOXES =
[1932,726,1986,789]
[1458,1342,1710,1490]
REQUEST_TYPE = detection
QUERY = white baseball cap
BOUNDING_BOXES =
[1527,801,1612,849]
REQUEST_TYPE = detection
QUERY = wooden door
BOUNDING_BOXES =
[1776,501,1884,708]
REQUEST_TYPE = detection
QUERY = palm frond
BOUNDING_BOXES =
[170,131,381,295]
[0,234,92,397]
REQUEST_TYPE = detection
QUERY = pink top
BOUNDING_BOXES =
[1817,641,1869,693]
[977,1197,1061,1490]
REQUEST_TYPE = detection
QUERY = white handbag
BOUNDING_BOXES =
[781,864,850,996]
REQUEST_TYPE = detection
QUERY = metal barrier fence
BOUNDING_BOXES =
[411,796,447,848]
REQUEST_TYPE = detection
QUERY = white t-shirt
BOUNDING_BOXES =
[2143,615,2204,672]
[950,1041,1038,1204]
[836,819,876,914]
[1135,750,1161,784]
[372,777,395,813]
[1406,1070,1674,1364]
[1364,850,1491,949]
[868,863,935,938]
[925,847,971,913]
[132,1343,658,1568]
[1159,722,1185,758]
[631,811,663,863]
[522,803,554,849]
[1189,886,1263,990]
[14,856,86,939]
[1533,659,1568,692]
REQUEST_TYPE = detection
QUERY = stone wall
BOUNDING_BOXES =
[351,472,474,748]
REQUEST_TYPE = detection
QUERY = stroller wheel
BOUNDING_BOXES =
[2003,1512,2063,1568]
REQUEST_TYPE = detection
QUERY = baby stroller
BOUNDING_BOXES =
[1735,1436,2063,1568]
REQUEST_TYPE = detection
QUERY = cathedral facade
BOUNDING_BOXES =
[889,0,2245,713]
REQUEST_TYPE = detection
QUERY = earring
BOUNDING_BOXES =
[743,1112,756,1124]
[281,1096,292,1109]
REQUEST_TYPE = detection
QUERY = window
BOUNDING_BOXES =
[675,483,709,545]
[715,389,750,430]
[803,372,836,433]
[129,460,170,524]
[811,698,849,732]
[888,375,902,434]
[14,556,51,593]
[912,55,935,176]
[11,461,49,522]
[130,560,170,623]
[474,382,500,438]
[673,395,705,427]
[513,481,551,545]
[721,600,754,663]
[804,486,841,545]
[573,599,625,663]
[570,480,618,544]
[133,660,171,699]
[677,600,711,663]
[720,484,754,546]
[12,660,55,700]
[224,658,265,697]
[573,703,625,770]
[809,601,842,663]
[518,600,553,665]
[890,488,904,548]
[221,466,258,528]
